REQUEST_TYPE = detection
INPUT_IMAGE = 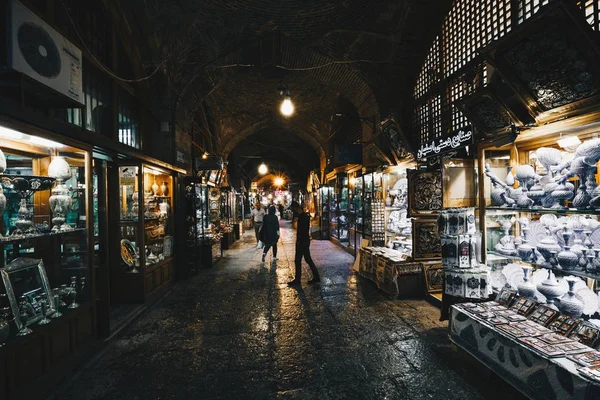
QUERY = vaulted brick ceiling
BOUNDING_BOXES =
[119,0,450,184]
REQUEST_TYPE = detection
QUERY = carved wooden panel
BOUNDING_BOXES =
[457,88,518,137]
[412,219,442,260]
[484,2,600,123]
[499,24,600,110]
[381,117,414,163]
[423,261,443,294]
[407,169,442,217]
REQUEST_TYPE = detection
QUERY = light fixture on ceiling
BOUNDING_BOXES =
[0,125,63,148]
[258,163,268,175]
[274,177,284,187]
[280,89,294,117]
[0,126,24,140]
[557,135,581,149]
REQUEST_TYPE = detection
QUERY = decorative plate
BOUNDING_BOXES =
[209,200,219,210]
[120,239,136,266]
[576,286,599,316]
[502,263,525,290]
[490,268,507,290]
[209,188,220,200]
[526,221,548,248]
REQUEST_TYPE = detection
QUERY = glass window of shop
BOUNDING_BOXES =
[118,88,140,149]
[117,165,173,273]
[0,124,91,339]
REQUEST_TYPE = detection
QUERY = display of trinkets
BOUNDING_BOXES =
[439,208,479,268]
[518,336,566,358]
[371,200,385,246]
[496,323,531,338]
[569,351,600,367]
[496,287,518,307]
[551,340,590,355]
[577,365,600,382]
[568,321,600,348]
[495,309,527,322]
[539,332,574,345]
[527,304,560,326]
[509,296,538,316]
[548,314,580,336]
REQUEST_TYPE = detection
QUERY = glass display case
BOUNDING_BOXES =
[481,135,600,320]
[183,177,222,271]
[319,185,332,239]
[0,130,92,344]
[117,163,174,299]
[383,167,412,257]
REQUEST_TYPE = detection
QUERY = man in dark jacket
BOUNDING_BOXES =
[288,201,320,285]
[261,206,280,262]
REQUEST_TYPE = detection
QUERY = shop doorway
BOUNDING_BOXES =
[93,159,110,337]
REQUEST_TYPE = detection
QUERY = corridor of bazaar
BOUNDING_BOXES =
[0,0,600,399]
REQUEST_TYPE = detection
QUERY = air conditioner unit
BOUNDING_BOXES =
[8,0,84,105]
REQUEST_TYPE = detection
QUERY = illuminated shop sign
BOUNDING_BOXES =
[417,126,473,159]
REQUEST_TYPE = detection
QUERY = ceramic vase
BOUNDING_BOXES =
[160,181,168,196]
[528,183,545,208]
[536,270,567,310]
[517,266,536,298]
[505,166,515,186]
[559,277,584,317]
[14,199,32,236]
[571,228,588,270]
[557,245,579,271]
[48,156,73,232]
[0,148,5,174]
[536,232,562,268]
[152,181,160,196]
[551,183,574,209]
[542,181,559,208]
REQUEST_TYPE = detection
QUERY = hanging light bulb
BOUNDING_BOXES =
[258,163,268,175]
[274,177,284,187]
[202,151,209,159]
[280,89,294,117]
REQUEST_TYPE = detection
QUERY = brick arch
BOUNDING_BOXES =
[221,117,327,174]
[173,36,383,141]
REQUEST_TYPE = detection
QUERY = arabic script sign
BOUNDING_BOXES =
[417,126,473,159]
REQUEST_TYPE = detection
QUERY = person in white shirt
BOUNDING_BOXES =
[250,202,266,246]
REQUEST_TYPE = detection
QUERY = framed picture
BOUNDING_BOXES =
[163,235,174,258]
[1,257,55,332]
[412,219,441,260]
[422,261,443,294]
[407,169,442,217]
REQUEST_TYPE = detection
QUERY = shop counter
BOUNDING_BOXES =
[449,306,600,400]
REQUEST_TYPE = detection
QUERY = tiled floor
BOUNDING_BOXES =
[50,221,524,400]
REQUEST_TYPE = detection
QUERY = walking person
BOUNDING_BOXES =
[251,202,266,247]
[261,206,280,262]
[288,201,320,285]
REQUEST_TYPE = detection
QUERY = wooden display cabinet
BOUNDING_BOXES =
[478,130,600,302]
[113,163,174,303]
[0,134,95,400]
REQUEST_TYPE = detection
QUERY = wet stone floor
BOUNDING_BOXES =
[51,221,525,400]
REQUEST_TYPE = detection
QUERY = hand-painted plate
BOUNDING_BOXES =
[120,239,136,266]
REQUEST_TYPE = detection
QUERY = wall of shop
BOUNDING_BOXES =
[0,0,175,164]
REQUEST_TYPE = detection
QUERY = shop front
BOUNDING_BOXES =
[0,120,95,400]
